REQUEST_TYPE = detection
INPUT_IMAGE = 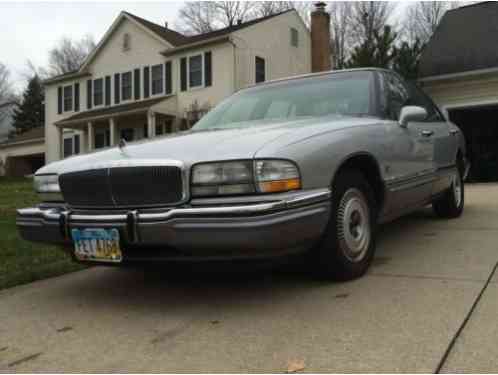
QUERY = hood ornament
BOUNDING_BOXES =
[118,138,128,156]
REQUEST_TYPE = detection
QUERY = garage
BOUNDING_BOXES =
[0,127,45,177]
[5,153,45,177]
[448,104,498,182]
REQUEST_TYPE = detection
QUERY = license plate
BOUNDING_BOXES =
[71,228,122,263]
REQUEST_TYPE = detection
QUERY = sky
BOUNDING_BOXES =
[1,1,184,91]
[1,1,411,92]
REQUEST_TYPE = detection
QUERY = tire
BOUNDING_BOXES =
[433,163,464,218]
[312,170,377,281]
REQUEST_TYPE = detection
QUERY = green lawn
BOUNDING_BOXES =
[0,177,84,290]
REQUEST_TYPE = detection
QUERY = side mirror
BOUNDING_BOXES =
[399,106,427,128]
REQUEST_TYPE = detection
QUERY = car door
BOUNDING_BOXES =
[381,72,435,212]
[403,81,457,195]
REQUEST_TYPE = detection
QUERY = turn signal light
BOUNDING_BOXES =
[258,178,301,193]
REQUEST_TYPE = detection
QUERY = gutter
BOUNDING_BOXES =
[42,71,91,86]
[419,67,498,83]
[161,36,230,57]
[0,137,45,148]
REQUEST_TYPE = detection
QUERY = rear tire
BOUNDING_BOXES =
[433,164,464,219]
[313,170,377,281]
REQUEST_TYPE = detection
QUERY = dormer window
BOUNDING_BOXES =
[122,33,131,51]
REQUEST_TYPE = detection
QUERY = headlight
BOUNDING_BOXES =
[34,174,63,201]
[191,159,301,197]
[255,160,301,193]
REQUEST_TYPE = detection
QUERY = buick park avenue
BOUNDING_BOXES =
[17,68,468,280]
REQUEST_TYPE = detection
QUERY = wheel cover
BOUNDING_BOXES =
[337,188,371,262]
[453,169,462,208]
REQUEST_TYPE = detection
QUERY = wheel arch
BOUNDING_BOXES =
[333,152,386,211]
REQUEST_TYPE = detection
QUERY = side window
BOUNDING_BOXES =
[405,81,444,122]
[384,73,409,120]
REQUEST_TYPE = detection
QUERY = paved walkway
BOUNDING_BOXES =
[1,184,498,372]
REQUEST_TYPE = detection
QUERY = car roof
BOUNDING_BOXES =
[244,67,388,91]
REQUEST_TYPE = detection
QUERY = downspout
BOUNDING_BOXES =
[228,36,237,92]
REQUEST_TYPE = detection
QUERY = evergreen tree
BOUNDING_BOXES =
[392,38,425,81]
[347,25,397,69]
[11,75,44,136]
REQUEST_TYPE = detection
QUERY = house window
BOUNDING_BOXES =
[93,78,103,106]
[63,137,73,158]
[121,72,132,101]
[74,134,80,154]
[255,56,265,83]
[63,85,73,112]
[291,28,299,47]
[189,54,203,88]
[95,130,110,149]
[151,64,164,95]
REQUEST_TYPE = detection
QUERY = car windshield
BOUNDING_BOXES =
[192,71,374,131]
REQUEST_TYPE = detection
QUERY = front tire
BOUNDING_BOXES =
[313,170,377,281]
[433,165,464,218]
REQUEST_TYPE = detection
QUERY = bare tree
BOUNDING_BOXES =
[405,1,459,44]
[329,2,353,69]
[349,1,397,46]
[176,2,217,34]
[253,1,296,17]
[44,35,96,77]
[213,1,256,26]
[0,63,13,104]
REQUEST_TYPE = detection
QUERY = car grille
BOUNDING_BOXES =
[59,166,184,208]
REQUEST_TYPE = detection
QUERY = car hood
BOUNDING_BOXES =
[37,115,380,175]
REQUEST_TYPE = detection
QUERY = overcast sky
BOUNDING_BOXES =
[1,1,184,91]
[1,1,411,92]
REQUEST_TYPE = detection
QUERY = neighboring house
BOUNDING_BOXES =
[43,9,311,163]
[0,101,16,142]
[0,127,45,177]
[419,1,498,181]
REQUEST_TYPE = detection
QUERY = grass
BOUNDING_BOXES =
[0,177,84,290]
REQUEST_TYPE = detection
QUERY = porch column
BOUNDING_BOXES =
[147,111,156,138]
[80,128,88,154]
[109,117,118,146]
[56,126,63,159]
[87,122,94,151]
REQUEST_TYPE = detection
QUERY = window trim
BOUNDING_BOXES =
[290,27,299,47]
[255,56,266,84]
[187,53,204,90]
[151,63,164,97]
[62,132,80,158]
[121,71,133,103]
[63,85,73,113]
[92,77,104,108]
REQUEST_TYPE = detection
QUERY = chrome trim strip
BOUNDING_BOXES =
[17,189,331,224]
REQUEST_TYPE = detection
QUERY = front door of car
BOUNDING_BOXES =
[381,72,434,212]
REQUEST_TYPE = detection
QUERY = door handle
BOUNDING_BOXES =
[421,130,434,137]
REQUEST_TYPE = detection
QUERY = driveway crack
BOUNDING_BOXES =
[434,260,498,373]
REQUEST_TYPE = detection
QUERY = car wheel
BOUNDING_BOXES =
[433,164,464,218]
[313,170,377,281]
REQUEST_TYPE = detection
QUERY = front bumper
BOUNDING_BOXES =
[17,189,331,261]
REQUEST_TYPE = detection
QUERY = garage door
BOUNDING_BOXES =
[6,153,45,177]
[449,105,498,182]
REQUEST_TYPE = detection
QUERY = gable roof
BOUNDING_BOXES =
[419,2,498,78]
[45,9,298,84]
[0,127,44,147]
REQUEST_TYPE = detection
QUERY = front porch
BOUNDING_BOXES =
[55,96,187,158]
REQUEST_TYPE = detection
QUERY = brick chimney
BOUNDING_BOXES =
[311,2,332,72]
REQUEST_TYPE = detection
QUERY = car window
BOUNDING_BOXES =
[384,73,409,120]
[192,72,375,131]
[405,81,444,122]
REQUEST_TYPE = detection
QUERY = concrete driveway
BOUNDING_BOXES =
[1,184,498,373]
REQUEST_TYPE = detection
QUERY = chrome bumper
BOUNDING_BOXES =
[17,189,331,259]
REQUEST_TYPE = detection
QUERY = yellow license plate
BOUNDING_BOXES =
[71,228,122,263]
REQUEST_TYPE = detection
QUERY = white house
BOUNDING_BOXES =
[42,9,311,164]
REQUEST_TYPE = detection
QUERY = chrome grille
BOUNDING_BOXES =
[59,165,184,208]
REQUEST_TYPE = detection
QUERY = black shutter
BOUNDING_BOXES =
[105,76,111,106]
[204,51,212,87]
[114,73,120,104]
[165,61,172,94]
[74,83,80,112]
[86,80,92,109]
[143,67,150,98]
[57,87,62,114]
[180,57,187,91]
[134,68,140,100]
